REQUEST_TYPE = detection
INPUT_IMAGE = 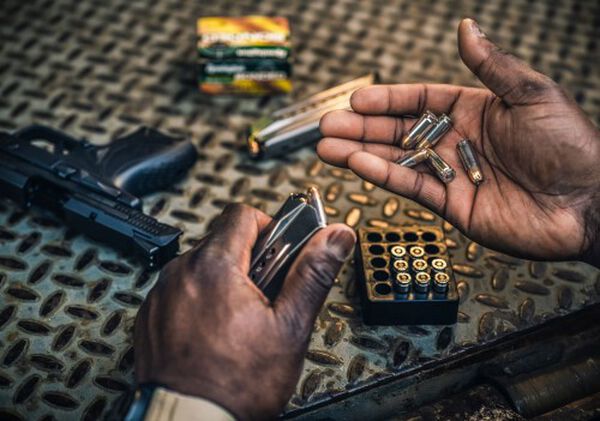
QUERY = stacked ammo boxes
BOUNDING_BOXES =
[197,16,292,95]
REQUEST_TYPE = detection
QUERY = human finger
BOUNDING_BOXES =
[317,137,405,167]
[275,224,355,334]
[349,83,469,116]
[458,18,558,106]
[347,151,447,215]
[320,110,410,145]
[202,203,272,272]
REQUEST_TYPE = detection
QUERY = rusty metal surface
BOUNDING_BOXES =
[0,0,599,419]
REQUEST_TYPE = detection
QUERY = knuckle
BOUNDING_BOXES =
[409,171,424,199]
[208,202,254,234]
[191,247,224,275]
[222,202,248,218]
[162,246,217,288]
[222,202,259,225]
[177,266,205,296]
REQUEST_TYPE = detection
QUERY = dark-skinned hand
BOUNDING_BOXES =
[318,18,600,267]
[134,204,356,420]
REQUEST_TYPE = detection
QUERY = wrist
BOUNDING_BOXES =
[119,383,237,421]
[141,375,264,421]
[144,387,236,421]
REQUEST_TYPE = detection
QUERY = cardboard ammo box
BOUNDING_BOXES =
[197,16,292,95]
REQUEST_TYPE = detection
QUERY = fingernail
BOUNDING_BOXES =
[327,229,356,262]
[469,19,486,38]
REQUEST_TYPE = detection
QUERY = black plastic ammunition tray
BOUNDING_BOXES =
[355,226,459,325]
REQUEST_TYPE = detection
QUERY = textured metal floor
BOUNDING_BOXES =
[0,0,599,419]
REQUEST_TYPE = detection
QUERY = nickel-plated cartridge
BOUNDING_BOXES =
[414,272,431,293]
[431,258,447,271]
[392,259,409,272]
[391,245,406,258]
[433,272,450,293]
[426,148,456,183]
[396,148,430,168]
[456,139,484,185]
[409,245,425,258]
[412,258,428,271]
[416,114,452,149]
[401,111,437,149]
[247,74,376,159]
[394,272,412,294]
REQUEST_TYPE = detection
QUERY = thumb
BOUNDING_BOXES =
[458,18,557,105]
[274,224,355,334]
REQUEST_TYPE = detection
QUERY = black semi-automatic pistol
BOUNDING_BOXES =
[0,125,197,268]
[249,187,327,301]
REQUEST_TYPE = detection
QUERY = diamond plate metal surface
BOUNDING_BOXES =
[1,0,599,419]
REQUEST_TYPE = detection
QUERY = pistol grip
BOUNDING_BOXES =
[98,128,197,197]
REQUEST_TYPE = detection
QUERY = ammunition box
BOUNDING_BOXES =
[355,226,459,325]
[197,16,292,95]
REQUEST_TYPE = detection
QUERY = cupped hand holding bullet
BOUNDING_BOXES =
[318,18,600,266]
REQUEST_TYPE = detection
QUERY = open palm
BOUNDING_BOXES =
[318,19,600,263]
